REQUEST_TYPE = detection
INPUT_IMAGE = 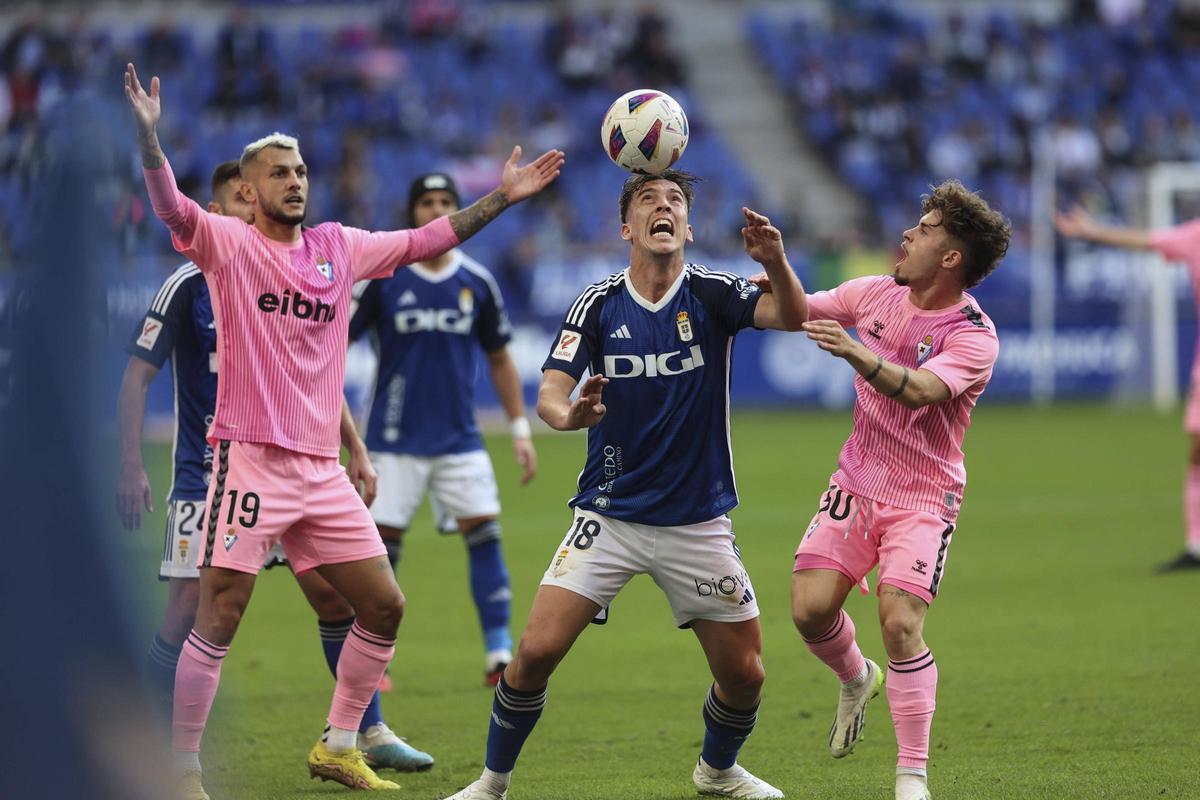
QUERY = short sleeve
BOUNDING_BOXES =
[347,280,382,343]
[475,276,512,353]
[805,275,879,327]
[920,328,999,398]
[541,293,604,381]
[126,271,197,367]
[1149,219,1200,265]
[690,268,763,334]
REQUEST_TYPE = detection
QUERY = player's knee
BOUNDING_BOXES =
[357,584,405,635]
[879,611,922,652]
[509,640,563,685]
[308,584,354,621]
[791,597,839,640]
[463,519,501,548]
[723,654,766,698]
[206,592,248,640]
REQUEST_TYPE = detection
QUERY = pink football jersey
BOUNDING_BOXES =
[144,160,459,457]
[807,276,999,521]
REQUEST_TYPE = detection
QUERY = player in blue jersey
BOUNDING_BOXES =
[348,173,536,686]
[115,160,434,773]
[444,171,810,800]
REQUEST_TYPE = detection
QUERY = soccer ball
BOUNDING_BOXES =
[600,89,689,174]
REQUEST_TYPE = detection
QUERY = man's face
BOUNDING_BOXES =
[621,178,693,256]
[893,210,958,286]
[210,177,255,224]
[243,147,308,226]
[411,190,459,227]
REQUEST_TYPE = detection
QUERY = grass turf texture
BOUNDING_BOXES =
[123,405,1200,799]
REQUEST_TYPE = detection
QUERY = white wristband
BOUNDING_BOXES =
[510,417,532,439]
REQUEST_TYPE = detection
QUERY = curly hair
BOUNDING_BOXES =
[921,180,1012,288]
[618,169,699,223]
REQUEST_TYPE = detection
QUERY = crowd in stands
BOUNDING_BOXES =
[749,0,1200,252]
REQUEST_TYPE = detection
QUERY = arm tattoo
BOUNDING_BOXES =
[881,586,914,598]
[449,190,509,241]
[138,128,164,169]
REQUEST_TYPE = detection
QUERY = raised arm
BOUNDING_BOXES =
[487,347,537,485]
[125,63,243,269]
[350,146,565,281]
[448,147,565,242]
[1054,205,1152,251]
[741,207,808,331]
[536,370,608,432]
[116,357,160,530]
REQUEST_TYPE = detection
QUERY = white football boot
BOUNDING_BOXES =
[829,658,884,757]
[895,771,931,800]
[441,773,509,800]
[692,757,784,799]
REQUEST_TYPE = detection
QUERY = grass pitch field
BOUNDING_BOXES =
[124,404,1200,799]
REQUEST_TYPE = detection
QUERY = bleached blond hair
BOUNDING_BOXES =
[239,132,301,173]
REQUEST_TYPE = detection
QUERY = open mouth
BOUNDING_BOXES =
[285,194,304,207]
[650,218,674,238]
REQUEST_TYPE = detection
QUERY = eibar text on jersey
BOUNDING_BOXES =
[256,289,335,323]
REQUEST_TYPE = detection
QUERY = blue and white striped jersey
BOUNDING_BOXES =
[349,250,511,456]
[542,264,762,526]
[125,262,217,501]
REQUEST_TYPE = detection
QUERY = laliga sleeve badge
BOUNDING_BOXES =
[676,310,693,342]
[552,329,581,361]
[916,334,933,364]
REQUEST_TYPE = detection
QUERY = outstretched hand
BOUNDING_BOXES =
[499,146,565,204]
[1053,205,1100,239]
[124,63,161,133]
[741,207,786,267]
[802,320,859,358]
[566,374,609,430]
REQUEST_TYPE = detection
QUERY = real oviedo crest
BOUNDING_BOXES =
[676,311,693,342]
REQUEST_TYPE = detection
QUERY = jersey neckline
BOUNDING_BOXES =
[623,263,687,313]
[408,250,463,283]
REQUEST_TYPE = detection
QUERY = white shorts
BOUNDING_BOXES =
[370,450,501,531]
[159,498,286,580]
[540,509,760,629]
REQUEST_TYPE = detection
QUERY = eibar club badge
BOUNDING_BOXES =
[916,334,933,364]
[315,255,333,281]
[676,310,693,342]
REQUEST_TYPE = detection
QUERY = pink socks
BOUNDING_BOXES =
[172,631,228,754]
[327,622,396,731]
[804,609,867,683]
[887,649,937,770]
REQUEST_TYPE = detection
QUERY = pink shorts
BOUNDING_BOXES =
[198,440,386,575]
[793,483,954,604]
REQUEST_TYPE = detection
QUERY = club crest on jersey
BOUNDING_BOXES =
[224,529,238,551]
[916,334,934,364]
[315,256,334,282]
[552,329,581,362]
[676,311,693,342]
[459,287,474,314]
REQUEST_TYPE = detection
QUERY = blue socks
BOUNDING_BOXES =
[701,684,759,769]
[146,634,181,727]
[319,617,384,733]
[464,521,513,655]
[485,674,546,773]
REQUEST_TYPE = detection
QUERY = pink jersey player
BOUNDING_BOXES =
[124,62,564,799]
[783,180,1012,800]
[1055,207,1200,573]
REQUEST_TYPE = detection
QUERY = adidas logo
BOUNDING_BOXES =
[399,290,418,306]
[491,711,515,730]
[738,588,755,606]
[609,324,632,339]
